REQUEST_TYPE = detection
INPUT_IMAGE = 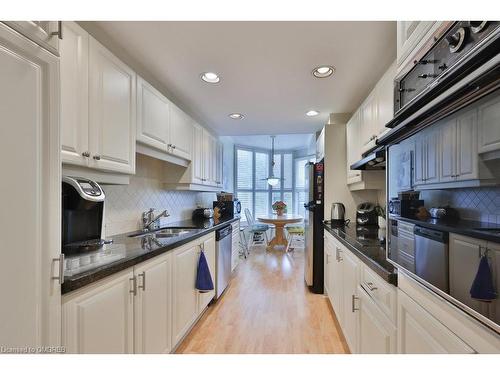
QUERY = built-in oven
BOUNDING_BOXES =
[382,21,500,333]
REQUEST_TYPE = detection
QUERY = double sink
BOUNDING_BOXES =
[128,227,199,239]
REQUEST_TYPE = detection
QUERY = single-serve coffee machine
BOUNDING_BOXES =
[62,176,106,255]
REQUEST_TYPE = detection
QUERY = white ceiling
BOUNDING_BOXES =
[222,134,315,151]
[85,21,396,136]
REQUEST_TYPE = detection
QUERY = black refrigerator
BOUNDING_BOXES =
[303,160,324,294]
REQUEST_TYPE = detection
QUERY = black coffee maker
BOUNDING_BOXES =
[62,176,105,255]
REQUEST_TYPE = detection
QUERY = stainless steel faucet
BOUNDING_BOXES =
[142,208,170,231]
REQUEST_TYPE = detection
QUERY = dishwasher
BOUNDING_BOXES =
[215,224,233,299]
[414,226,449,293]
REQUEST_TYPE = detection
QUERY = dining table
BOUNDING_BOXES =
[257,214,303,250]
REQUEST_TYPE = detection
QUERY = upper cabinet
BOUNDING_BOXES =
[397,22,437,70]
[477,94,500,156]
[169,103,193,161]
[3,21,61,55]
[60,22,136,175]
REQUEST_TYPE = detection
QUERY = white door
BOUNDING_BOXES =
[4,21,61,54]
[324,237,334,298]
[172,243,199,347]
[478,94,500,154]
[202,129,213,184]
[361,92,377,150]
[62,270,135,353]
[216,141,224,187]
[60,21,89,166]
[198,235,216,311]
[346,112,361,182]
[134,253,173,354]
[0,23,61,347]
[192,122,205,184]
[425,128,440,184]
[439,119,457,183]
[88,37,136,174]
[170,104,193,161]
[331,245,344,324]
[397,290,475,353]
[342,249,360,353]
[376,62,396,136]
[136,75,170,152]
[357,286,396,354]
[210,136,219,186]
[414,134,426,185]
[456,110,478,181]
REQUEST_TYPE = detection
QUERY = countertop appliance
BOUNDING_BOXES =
[414,226,450,293]
[356,203,377,226]
[330,202,346,224]
[213,199,241,220]
[62,176,106,255]
[388,198,424,218]
[192,207,214,220]
[429,206,459,220]
[215,224,233,299]
[304,161,324,294]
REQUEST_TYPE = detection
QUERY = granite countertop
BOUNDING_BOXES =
[323,221,397,286]
[391,215,500,244]
[62,216,240,294]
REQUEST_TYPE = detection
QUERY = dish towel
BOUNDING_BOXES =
[195,251,214,293]
[470,255,497,302]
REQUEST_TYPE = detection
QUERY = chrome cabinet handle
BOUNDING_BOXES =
[138,271,146,291]
[52,253,65,285]
[352,295,359,312]
[366,282,378,291]
[171,145,176,149]
[167,144,172,152]
[82,151,90,157]
[336,248,343,262]
[129,276,137,296]
[93,155,101,160]
[50,21,63,40]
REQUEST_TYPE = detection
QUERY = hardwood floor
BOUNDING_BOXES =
[175,245,349,354]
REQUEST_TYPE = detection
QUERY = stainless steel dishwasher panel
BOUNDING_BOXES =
[414,226,449,293]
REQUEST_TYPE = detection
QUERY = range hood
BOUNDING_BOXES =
[350,146,385,171]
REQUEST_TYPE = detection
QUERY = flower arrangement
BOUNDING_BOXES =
[272,201,287,216]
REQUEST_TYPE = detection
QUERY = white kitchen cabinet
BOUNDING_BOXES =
[397,289,475,353]
[331,240,345,324]
[231,220,241,272]
[376,61,396,136]
[63,270,135,353]
[198,235,216,311]
[414,127,440,186]
[134,252,173,354]
[346,110,362,184]
[60,21,89,166]
[324,234,334,299]
[169,103,193,161]
[397,22,438,73]
[360,91,377,154]
[216,141,224,187]
[478,93,500,155]
[342,248,361,352]
[3,21,61,55]
[192,122,205,184]
[0,23,61,348]
[136,75,170,152]
[88,36,136,174]
[357,286,397,354]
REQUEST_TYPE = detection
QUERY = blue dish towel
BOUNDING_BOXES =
[195,251,214,293]
[470,255,497,302]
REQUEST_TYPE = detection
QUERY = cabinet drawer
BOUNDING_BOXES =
[398,232,415,257]
[361,266,397,323]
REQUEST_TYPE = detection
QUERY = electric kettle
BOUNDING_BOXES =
[331,202,346,224]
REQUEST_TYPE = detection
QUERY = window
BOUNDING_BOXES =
[235,145,314,221]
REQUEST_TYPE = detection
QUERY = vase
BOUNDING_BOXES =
[276,209,284,216]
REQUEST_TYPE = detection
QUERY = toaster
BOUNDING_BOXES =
[356,202,378,226]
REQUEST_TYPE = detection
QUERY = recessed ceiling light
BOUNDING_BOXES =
[306,110,319,117]
[229,113,244,120]
[312,66,335,78]
[201,72,220,84]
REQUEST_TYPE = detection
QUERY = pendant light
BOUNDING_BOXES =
[266,136,280,186]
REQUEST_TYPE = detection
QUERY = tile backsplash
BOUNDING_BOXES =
[102,154,212,236]
[420,186,500,223]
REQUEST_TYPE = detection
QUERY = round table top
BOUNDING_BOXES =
[257,214,303,224]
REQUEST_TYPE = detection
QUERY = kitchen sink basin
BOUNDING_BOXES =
[129,227,198,238]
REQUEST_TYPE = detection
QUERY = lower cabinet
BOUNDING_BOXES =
[397,289,474,353]
[63,233,216,353]
[341,249,360,352]
[357,286,397,354]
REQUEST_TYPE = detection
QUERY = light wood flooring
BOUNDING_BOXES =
[175,245,349,354]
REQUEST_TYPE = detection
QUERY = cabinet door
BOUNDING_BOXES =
[60,21,89,166]
[202,129,213,184]
[478,94,500,154]
[88,37,136,174]
[456,110,478,180]
[361,93,377,150]
[376,62,396,136]
[170,104,193,161]
[397,290,475,353]
[331,245,344,323]
[342,249,360,353]
[172,243,199,347]
[4,21,60,54]
[192,122,205,184]
[439,119,457,183]
[136,76,170,152]
[198,235,216,311]
[397,22,436,68]
[414,134,426,185]
[134,253,172,354]
[358,286,396,354]
[216,141,224,187]
[346,112,361,182]
[324,235,334,298]
[425,128,440,184]
[0,24,61,347]
[63,271,135,353]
